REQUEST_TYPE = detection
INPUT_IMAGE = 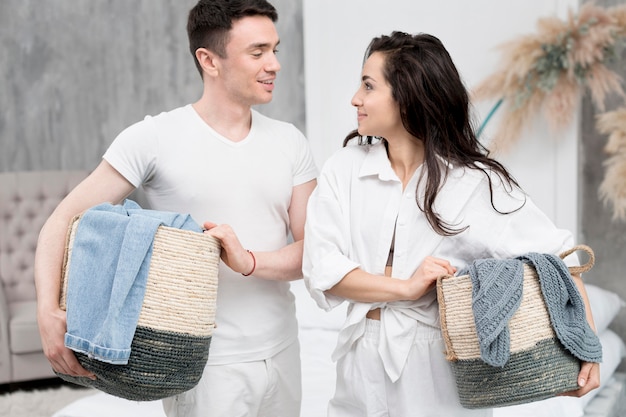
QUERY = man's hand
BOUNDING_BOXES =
[38,307,95,379]
[203,222,252,275]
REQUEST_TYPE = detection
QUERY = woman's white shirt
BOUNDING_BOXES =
[302,141,577,382]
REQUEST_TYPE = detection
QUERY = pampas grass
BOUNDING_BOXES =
[597,108,626,221]
[473,3,626,221]
[473,3,626,152]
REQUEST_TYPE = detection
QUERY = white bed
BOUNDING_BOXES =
[53,281,626,417]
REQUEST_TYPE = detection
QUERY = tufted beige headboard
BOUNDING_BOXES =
[0,170,89,303]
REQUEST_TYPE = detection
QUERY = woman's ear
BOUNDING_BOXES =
[195,48,219,78]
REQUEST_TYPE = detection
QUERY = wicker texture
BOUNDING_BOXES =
[449,339,580,408]
[436,245,595,408]
[57,216,220,401]
[440,264,555,361]
[58,326,212,401]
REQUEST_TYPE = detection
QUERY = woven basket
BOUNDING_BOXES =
[436,245,595,409]
[57,215,220,401]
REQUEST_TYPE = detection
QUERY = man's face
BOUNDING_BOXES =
[218,15,281,107]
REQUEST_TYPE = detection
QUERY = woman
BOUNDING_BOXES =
[302,32,599,416]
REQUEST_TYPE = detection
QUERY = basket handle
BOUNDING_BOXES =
[559,244,595,276]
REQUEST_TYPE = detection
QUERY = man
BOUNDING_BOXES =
[35,1,317,416]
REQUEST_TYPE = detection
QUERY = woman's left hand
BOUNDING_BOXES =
[559,361,600,397]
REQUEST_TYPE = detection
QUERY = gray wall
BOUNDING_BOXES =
[0,0,304,172]
[580,0,626,371]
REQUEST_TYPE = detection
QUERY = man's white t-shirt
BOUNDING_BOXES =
[104,105,318,364]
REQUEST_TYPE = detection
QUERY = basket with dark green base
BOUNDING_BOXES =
[436,246,595,409]
[55,327,212,401]
[57,217,220,401]
[449,338,580,408]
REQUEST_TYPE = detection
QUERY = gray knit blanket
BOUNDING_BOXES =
[460,252,603,367]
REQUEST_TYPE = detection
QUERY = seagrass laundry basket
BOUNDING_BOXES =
[57,214,220,401]
[436,245,596,409]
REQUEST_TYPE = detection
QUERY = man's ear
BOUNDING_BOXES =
[195,48,220,77]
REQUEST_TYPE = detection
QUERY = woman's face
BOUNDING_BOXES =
[351,52,403,139]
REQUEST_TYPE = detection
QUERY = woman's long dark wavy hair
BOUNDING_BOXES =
[344,32,523,236]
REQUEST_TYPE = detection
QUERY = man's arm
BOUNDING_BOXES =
[35,160,135,377]
[204,179,317,281]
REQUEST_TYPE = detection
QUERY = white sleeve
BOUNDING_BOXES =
[291,128,318,186]
[491,192,580,268]
[302,163,359,311]
[103,116,158,187]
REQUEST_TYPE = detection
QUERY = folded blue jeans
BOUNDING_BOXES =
[64,199,202,364]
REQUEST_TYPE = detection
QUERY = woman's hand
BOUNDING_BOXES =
[559,361,600,397]
[403,256,456,300]
[327,256,456,303]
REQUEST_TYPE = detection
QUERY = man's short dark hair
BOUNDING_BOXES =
[187,0,278,76]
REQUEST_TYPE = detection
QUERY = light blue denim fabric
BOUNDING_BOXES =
[64,199,202,364]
